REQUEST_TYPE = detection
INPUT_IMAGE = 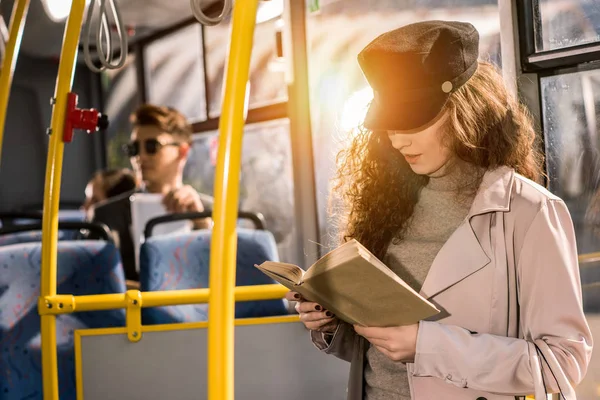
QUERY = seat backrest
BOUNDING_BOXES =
[0,229,66,246]
[0,240,127,400]
[139,228,287,325]
[0,209,88,244]
[0,221,112,247]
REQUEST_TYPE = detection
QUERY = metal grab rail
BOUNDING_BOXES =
[0,221,113,242]
[0,0,30,165]
[143,210,267,238]
[38,284,288,314]
[39,1,88,399]
[207,1,259,399]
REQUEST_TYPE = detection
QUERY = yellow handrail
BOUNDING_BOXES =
[207,0,259,399]
[40,1,87,399]
[578,252,600,265]
[0,0,30,164]
[38,284,288,314]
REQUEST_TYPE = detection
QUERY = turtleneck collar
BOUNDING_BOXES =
[425,160,484,192]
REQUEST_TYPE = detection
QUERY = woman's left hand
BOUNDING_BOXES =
[354,323,419,362]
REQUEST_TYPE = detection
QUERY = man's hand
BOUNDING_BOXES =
[354,324,419,362]
[163,185,212,229]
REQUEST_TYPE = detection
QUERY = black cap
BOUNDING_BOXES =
[358,20,479,131]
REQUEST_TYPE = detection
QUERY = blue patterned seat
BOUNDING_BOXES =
[0,230,67,247]
[139,228,287,324]
[0,210,88,246]
[0,241,126,400]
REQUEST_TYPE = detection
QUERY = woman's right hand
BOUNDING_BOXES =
[285,291,340,333]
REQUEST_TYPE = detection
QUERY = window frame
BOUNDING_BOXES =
[517,0,600,72]
[134,18,291,135]
[515,0,600,260]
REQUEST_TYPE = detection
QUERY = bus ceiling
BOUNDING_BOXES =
[0,0,225,60]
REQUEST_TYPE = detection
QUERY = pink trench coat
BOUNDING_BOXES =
[312,166,593,400]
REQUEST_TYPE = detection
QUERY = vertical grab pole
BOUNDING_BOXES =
[207,0,258,399]
[40,1,87,399]
[0,0,30,165]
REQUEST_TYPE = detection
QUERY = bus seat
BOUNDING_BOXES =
[0,229,66,246]
[13,210,86,226]
[0,209,87,225]
[0,221,112,247]
[139,228,287,325]
[0,210,89,242]
[0,241,126,400]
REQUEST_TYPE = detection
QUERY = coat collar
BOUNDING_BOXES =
[468,166,515,218]
[418,166,515,300]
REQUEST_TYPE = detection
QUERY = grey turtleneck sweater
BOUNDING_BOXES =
[363,165,478,400]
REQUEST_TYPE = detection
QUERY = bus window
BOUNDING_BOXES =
[103,54,138,169]
[145,23,207,122]
[542,69,600,398]
[306,0,502,252]
[183,118,298,264]
[204,14,287,118]
[542,70,600,255]
[536,0,600,52]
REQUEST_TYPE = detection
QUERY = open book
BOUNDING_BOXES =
[255,239,440,327]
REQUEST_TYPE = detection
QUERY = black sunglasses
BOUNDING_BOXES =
[123,139,181,157]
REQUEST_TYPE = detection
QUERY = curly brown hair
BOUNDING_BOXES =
[333,62,544,259]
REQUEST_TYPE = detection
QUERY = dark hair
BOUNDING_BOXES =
[95,169,137,198]
[130,104,192,143]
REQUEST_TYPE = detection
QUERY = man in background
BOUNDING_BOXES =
[125,104,212,229]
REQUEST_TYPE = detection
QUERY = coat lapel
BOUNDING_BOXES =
[419,219,490,299]
[418,166,515,299]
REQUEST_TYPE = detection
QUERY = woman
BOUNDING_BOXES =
[287,21,592,400]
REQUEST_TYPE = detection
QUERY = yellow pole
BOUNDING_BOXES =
[40,1,87,399]
[41,284,287,313]
[207,1,258,399]
[0,0,30,164]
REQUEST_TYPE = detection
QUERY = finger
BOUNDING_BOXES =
[194,200,205,212]
[183,185,201,199]
[174,193,195,213]
[304,318,335,331]
[296,301,324,313]
[184,196,203,213]
[175,190,203,213]
[299,311,333,323]
[178,186,196,199]
[161,191,171,205]
[284,291,303,302]
[184,191,203,212]
[181,185,195,195]
[168,190,190,213]
[172,186,203,212]
[163,191,176,211]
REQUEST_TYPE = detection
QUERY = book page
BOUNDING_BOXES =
[302,250,440,327]
[255,261,304,287]
[302,240,360,281]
